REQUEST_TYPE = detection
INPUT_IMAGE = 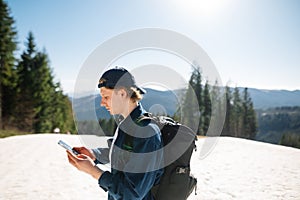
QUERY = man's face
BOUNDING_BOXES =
[100,87,125,115]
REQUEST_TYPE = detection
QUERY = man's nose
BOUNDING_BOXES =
[100,99,105,107]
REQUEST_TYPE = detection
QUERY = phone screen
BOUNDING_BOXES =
[58,140,79,155]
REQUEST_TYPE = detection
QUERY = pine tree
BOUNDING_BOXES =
[209,80,225,137]
[222,86,233,136]
[15,32,76,133]
[242,87,257,139]
[202,81,211,135]
[107,117,117,136]
[51,83,75,133]
[181,68,257,139]
[0,0,17,129]
[31,51,54,132]
[232,87,243,137]
[192,64,203,134]
[181,66,203,134]
[15,32,37,131]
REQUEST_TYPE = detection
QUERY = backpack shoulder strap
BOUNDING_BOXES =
[123,133,134,152]
[123,113,153,152]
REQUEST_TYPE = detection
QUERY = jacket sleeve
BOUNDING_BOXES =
[92,147,110,164]
[92,138,113,165]
[98,125,164,199]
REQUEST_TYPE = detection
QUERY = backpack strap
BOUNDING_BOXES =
[123,134,134,152]
[122,113,153,152]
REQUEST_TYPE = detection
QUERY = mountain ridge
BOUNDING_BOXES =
[72,87,300,121]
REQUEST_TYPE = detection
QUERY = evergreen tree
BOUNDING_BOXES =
[15,32,75,133]
[31,51,55,132]
[232,87,243,137]
[98,117,116,136]
[242,87,257,139]
[181,67,257,139]
[107,117,117,136]
[51,83,75,133]
[222,86,233,136]
[0,0,17,129]
[208,80,226,137]
[202,81,211,134]
[181,66,203,134]
[192,64,203,134]
[15,32,37,131]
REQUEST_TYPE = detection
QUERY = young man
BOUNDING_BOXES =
[67,67,164,200]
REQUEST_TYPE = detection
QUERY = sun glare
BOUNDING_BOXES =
[173,0,229,19]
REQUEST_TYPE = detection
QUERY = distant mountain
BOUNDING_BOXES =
[72,88,182,121]
[255,106,300,147]
[72,87,300,121]
[245,88,300,109]
[72,87,300,148]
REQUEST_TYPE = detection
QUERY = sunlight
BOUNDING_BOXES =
[173,0,230,19]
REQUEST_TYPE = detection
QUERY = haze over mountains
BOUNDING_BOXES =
[72,87,300,147]
[72,88,300,121]
[246,88,300,109]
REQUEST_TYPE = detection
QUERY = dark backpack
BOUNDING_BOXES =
[138,113,198,200]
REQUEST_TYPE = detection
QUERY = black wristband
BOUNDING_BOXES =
[94,159,101,165]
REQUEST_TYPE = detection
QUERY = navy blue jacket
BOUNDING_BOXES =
[93,104,164,200]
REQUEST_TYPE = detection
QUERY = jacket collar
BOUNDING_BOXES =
[118,103,146,134]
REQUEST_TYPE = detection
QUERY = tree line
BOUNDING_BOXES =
[180,66,257,139]
[0,0,75,134]
[257,106,300,148]
[95,66,258,140]
[76,118,116,137]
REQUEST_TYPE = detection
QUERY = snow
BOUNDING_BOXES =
[190,137,300,200]
[0,134,299,200]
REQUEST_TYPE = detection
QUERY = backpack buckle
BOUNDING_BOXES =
[176,167,189,174]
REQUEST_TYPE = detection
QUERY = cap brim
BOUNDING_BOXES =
[137,87,146,94]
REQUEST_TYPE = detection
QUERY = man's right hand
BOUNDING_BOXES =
[72,147,96,161]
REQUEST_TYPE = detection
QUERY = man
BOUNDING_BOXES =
[67,67,164,200]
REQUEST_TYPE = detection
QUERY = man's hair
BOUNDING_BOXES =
[113,86,143,102]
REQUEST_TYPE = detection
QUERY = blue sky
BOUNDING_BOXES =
[7,0,300,93]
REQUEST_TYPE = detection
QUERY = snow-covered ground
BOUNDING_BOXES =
[0,134,299,200]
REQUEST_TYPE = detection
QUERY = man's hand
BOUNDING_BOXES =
[72,146,96,161]
[67,151,103,180]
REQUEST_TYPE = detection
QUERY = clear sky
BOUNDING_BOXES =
[6,0,300,93]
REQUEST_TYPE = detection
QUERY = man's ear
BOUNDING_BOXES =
[119,88,128,98]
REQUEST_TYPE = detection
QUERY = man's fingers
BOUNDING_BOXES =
[66,150,75,158]
[72,147,83,152]
[77,154,88,159]
[67,150,80,162]
[67,153,77,167]
[67,150,88,162]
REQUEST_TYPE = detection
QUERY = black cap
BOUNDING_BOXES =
[98,67,146,94]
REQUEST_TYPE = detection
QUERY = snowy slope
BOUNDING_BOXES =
[190,137,300,200]
[0,134,299,200]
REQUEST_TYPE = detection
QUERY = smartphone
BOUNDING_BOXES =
[58,140,79,155]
